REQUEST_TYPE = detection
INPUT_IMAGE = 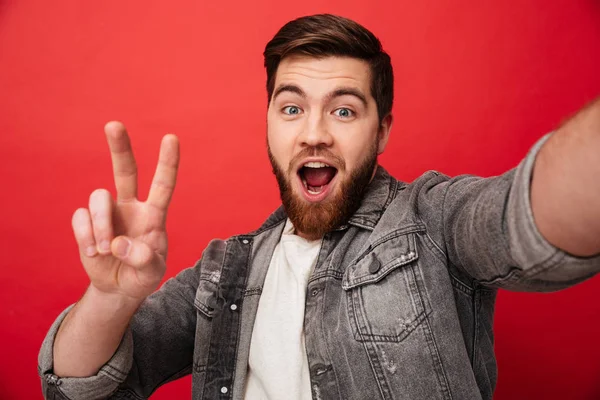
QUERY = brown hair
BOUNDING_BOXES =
[264,14,394,124]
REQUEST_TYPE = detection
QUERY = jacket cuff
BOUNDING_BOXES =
[38,304,134,400]
[506,133,600,286]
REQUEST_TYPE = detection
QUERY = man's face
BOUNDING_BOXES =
[267,55,392,240]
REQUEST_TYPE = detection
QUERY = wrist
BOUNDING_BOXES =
[83,284,143,321]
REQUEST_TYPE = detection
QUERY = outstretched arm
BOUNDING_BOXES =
[531,96,600,257]
[412,96,600,291]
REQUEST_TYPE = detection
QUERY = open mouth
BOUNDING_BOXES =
[297,161,338,201]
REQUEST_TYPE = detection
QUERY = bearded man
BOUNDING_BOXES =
[39,14,600,400]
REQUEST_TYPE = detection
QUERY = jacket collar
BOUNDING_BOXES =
[253,166,403,236]
[345,165,402,230]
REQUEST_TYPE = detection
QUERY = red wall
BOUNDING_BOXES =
[1,1,599,399]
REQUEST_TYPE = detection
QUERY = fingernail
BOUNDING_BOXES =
[99,240,111,253]
[115,237,131,258]
[85,245,97,257]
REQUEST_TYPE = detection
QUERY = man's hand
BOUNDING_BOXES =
[52,121,180,378]
[72,121,180,302]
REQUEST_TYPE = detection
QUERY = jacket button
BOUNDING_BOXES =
[369,258,381,274]
[206,296,217,309]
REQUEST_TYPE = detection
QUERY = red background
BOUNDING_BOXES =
[1,1,599,399]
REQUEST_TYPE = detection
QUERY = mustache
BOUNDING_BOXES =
[289,146,345,171]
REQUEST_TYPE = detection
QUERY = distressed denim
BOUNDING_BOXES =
[39,135,600,399]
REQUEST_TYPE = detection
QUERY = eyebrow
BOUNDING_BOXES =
[325,87,368,108]
[273,84,306,100]
[272,84,368,108]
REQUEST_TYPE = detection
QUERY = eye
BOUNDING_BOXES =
[333,108,354,119]
[282,106,302,115]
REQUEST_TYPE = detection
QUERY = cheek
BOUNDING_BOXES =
[330,123,378,170]
[267,121,294,168]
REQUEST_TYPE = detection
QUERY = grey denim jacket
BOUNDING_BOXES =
[39,135,600,400]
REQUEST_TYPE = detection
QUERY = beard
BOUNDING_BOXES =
[268,142,378,240]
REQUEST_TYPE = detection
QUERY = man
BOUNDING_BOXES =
[39,14,600,400]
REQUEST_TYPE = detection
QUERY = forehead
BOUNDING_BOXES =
[274,55,372,97]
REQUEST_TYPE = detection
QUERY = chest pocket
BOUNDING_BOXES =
[342,230,431,342]
[192,273,220,378]
[194,275,220,319]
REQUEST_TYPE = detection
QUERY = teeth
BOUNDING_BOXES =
[304,161,330,168]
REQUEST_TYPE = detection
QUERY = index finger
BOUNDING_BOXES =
[105,121,138,201]
[146,133,180,211]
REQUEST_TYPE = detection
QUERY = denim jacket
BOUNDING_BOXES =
[39,135,600,400]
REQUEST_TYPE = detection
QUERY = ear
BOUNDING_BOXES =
[377,114,393,155]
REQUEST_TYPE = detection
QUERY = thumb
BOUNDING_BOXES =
[110,236,161,269]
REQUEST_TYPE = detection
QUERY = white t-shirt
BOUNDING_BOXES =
[243,219,322,400]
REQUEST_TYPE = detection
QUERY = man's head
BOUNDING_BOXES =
[264,14,394,240]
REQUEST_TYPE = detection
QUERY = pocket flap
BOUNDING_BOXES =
[194,274,220,318]
[192,239,227,318]
[342,232,419,290]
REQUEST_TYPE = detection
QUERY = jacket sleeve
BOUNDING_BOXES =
[415,133,600,292]
[38,257,204,400]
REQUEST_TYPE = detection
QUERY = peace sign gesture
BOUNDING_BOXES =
[71,121,180,301]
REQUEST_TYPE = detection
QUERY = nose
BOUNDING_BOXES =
[299,114,333,148]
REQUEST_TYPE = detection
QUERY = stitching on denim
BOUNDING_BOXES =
[242,287,262,297]
[193,362,207,373]
[309,269,344,284]
[99,366,124,382]
[350,226,426,268]
[410,255,433,314]
[345,256,419,289]
[471,289,479,369]
[367,225,426,252]
[103,361,128,377]
[424,230,446,259]
[194,279,219,318]
[477,248,568,287]
[347,217,376,230]
[383,175,400,209]
[198,271,221,285]
[448,270,474,295]
[439,173,452,259]
[418,230,449,271]
[198,271,216,395]
[345,233,422,288]
[314,233,331,275]
[317,272,343,399]
[352,309,430,343]
[519,249,563,279]
[361,340,392,399]
[500,174,520,269]
[422,314,454,400]
[229,237,254,398]
[477,267,521,286]
[347,260,432,343]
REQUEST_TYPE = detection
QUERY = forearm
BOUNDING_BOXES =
[531,96,600,256]
[53,285,142,377]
